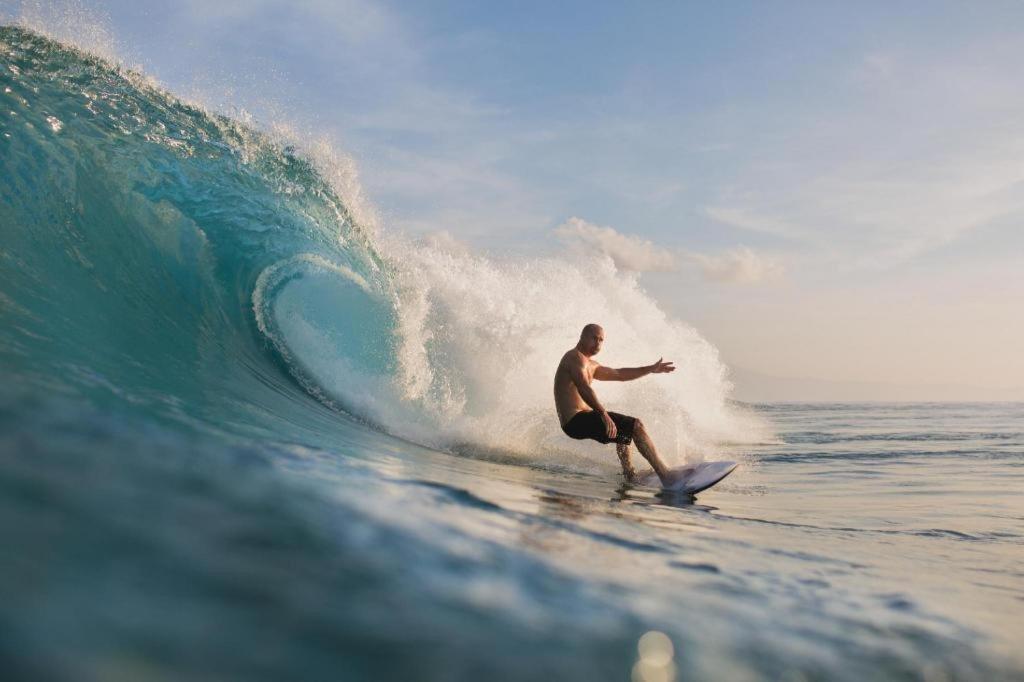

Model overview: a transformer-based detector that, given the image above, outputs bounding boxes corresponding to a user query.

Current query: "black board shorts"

[561,410,637,446]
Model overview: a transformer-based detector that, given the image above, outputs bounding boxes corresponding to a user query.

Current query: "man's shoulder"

[559,348,585,368]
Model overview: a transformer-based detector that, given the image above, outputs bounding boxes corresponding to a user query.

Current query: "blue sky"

[7,0,1024,397]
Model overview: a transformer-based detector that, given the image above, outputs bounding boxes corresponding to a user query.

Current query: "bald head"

[577,323,605,356]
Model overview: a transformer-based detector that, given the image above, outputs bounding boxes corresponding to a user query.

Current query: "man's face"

[582,328,604,355]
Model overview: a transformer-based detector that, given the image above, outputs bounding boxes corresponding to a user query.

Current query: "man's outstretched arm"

[594,358,675,381]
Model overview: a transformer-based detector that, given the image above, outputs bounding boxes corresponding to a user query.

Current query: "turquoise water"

[2,27,1022,681]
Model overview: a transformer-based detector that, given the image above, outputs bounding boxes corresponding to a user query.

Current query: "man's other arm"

[567,361,618,439]
[568,362,607,412]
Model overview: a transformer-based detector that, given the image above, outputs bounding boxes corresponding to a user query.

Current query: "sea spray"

[385,235,747,462]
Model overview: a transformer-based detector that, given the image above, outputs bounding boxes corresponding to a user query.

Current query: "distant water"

[2,26,1023,681]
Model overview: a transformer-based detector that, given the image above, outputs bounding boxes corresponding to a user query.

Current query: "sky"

[6,0,1024,400]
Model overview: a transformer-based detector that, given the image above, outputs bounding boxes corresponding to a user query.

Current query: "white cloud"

[554,217,677,272]
[704,205,805,240]
[687,247,784,285]
[554,218,783,285]
[701,43,1024,272]
[704,136,1024,271]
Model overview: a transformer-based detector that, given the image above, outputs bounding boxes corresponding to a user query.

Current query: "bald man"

[554,323,680,485]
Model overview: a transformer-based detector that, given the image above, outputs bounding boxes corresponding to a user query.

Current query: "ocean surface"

[2,27,1022,681]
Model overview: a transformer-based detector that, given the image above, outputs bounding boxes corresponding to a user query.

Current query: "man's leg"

[632,419,674,483]
[616,441,638,482]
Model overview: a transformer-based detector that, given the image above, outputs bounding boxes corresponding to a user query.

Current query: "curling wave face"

[0,25,758,466]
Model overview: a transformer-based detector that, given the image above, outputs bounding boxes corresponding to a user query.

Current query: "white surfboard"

[638,461,738,494]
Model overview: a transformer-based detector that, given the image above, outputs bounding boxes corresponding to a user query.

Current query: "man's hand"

[601,411,617,440]
[649,357,675,374]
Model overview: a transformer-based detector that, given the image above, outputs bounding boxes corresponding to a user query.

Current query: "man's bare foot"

[659,466,695,488]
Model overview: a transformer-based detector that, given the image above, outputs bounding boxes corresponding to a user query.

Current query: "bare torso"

[554,349,595,426]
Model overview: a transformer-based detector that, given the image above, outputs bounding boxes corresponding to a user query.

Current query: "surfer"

[554,323,681,485]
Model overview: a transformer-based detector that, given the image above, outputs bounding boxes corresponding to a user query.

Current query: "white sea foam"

[384,234,768,465]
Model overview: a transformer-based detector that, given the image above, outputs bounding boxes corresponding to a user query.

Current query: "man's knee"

[634,417,645,433]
